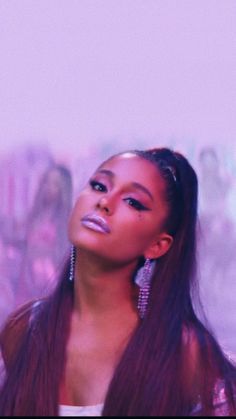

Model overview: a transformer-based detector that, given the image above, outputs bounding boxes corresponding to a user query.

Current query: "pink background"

[0,0,236,157]
[0,1,236,355]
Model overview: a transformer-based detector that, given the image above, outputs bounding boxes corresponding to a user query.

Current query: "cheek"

[115,215,157,253]
[128,225,155,245]
[123,210,158,236]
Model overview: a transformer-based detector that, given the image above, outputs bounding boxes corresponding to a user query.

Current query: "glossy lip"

[81,213,111,234]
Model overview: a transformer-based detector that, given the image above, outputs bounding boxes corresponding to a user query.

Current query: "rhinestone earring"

[69,245,76,281]
[136,258,155,319]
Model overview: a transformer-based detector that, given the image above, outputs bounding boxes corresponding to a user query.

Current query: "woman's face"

[68,153,171,264]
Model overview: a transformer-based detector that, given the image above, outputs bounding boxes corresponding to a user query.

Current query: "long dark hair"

[0,261,73,416]
[0,147,236,416]
[103,148,236,415]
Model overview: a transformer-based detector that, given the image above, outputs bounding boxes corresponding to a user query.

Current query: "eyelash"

[89,179,149,211]
[89,179,107,192]
[123,198,149,211]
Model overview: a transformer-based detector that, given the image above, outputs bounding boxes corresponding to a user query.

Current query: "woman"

[16,163,73,306]
[0,147,236,416]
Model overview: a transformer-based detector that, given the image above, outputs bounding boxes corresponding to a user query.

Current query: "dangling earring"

[136,258,155,319]
[69,245,76,281]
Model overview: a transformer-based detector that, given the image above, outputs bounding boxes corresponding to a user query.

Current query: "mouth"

[81,213,111,234]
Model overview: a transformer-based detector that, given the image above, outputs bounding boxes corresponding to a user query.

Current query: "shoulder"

[182,325,200,365]
[191,378,236,416]
[183,325,236,415]
[0,344,6,389]
[181,323,225,373]
[0,299,44,369]
[181,324,203,398]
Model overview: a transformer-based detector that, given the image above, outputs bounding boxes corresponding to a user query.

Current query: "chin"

[69,231,105,251]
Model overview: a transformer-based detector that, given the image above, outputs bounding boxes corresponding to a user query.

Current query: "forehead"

[97,153,166,193]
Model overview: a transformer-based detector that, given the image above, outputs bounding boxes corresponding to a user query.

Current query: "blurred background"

[0,0,236,355]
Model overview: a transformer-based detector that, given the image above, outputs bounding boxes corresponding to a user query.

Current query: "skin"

[60,153,173,406]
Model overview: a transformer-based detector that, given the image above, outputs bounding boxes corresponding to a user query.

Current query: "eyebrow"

[96,169,154,201]
[131,182,154,201]
[97,169,115,178]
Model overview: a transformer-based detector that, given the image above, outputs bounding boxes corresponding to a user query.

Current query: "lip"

[81,213,111,234]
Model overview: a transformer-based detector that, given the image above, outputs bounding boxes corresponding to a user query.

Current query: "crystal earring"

[136,258,155,319]
[69,245,76,281]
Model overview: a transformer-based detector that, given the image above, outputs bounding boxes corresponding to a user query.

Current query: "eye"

[124,197,149,211]
[89,179,107,192]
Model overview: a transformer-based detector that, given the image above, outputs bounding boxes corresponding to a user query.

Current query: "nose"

[96,196,113,215]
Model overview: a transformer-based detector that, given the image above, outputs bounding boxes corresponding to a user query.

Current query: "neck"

[72,248,139,322]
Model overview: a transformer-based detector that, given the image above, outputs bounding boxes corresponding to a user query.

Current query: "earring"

[136,258,155,319]
[69,245,76,281]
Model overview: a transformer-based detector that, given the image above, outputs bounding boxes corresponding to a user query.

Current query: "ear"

[144,233,173,260]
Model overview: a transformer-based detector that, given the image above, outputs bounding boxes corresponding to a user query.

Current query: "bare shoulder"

[181,324,202,391]
[0,300,41,368]
[182,325,199,356]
